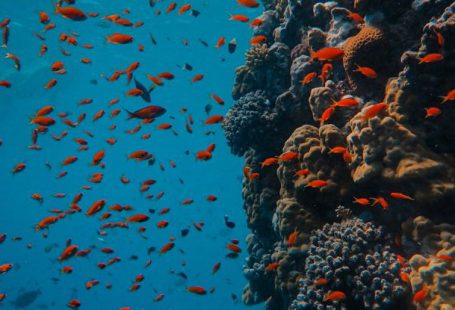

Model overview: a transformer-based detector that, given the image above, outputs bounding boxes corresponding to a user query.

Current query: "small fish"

[418,53,443,64]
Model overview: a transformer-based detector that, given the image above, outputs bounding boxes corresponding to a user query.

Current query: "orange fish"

[413,286,427,304]
[86,199,106,216]
[265,262,280,271]
[106,33,133,44]
[226,244,241,253]
[306,180,328,188]
[250,18,263,27]
[237,0,260,8]
[311,47,344,61]
[204,115,224,124]
[159,242,175,254]
[39,11,50,24]
[419,53,443,64]
[55,5,87,21]
[433,28,444,47]
[156,220,169,228]
[91,150,105,165]
[36,106,54,116]
[250,35,267,45]
[287,228,298,247]
[191,74,204,83]
[331,97,359,108]
[0,264,12,274]
[390,192,414,201]
[62,156,78,166]
[294,169,310,177]
[165,2,177,13]
[261,157,278,168]
[211,94,224,105]
[59,245,79,261]
[126,214,149,223]
[196,150,212,160]
[329,146,347,154]
[126,88,144,96]
[324,291,346,302]
[301,72,317,85]
[31,116,55,126]
[45,78,58,89]
[314,278,329,286]
[186,286,207,295]
[157,123,172,130]
[178,4,191,15]
[279,151,298,162]
[230,14,250,22]
[400,272,410,284]
[362,103,388,122]
[371,197,389,209]
[354,65,377,78]
[320,106,335,125]
[437,254,455,262]
[353,197,370,206]
[5,53,20,71]
[440,89,455,103]
[425,107,441,118]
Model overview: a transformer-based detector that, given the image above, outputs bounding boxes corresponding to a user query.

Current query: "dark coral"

[293,217,409,310]
[222,91,279,156]
[227,0,455,308]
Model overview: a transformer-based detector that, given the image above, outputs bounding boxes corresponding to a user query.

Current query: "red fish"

[320,106,335,125]
[355,65,377,78]
[159,242,175,254]
[440,89,455,103]
[237,0,260,8]
[250,35,267,45]
[324,291,346,302]
[301,72,317,85]
[418,53,443,64]
[306,180,328,188]
[86,199,106,216]
[59,244,79,261]
[55,5,87,21]
[425,107,441,118]
[186,286,207,295]
[390,192,414,201]
[311,47,344,61]
[106,33,133,44]
[362,103,388,122]
[126,214,149,223]
[413,286,427,304]
[204,115,224,124]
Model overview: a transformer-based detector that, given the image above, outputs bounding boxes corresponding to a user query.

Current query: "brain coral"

[292,217,409,310]
[277,124,353,217]
[342,27,392,98]
[346,110,455,212]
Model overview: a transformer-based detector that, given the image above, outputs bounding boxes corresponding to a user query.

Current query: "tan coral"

[343,27,391,97]
[403,216,455,310]
[277,124,353,215]
[346,110,455,204]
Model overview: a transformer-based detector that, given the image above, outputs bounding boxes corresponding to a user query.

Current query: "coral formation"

[224,0,455,308]
[293,217,409,310]
[403,216,455,310]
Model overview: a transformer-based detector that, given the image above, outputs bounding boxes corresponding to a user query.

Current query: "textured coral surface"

[224,0,455,309]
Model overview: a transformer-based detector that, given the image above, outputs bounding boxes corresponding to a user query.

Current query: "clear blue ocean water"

[0,1,263,309]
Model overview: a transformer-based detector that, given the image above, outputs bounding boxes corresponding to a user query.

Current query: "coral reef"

[293,217,409,310]
[224,0,455,308]
[403,216,455,310]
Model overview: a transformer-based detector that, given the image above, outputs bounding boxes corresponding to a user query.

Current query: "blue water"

[0,1,263,309]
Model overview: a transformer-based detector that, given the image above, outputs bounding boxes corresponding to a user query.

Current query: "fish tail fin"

[123,109,134,119]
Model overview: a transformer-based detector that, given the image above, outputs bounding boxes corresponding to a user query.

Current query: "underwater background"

[1,0,455,310]
[0,0,264,309]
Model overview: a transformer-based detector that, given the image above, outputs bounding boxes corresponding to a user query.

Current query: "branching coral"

[293,217,409,310]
